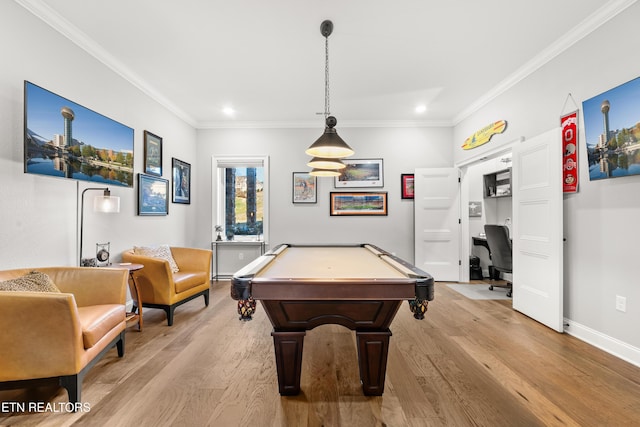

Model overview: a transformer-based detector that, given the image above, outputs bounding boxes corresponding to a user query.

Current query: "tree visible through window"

[223,167,264,239]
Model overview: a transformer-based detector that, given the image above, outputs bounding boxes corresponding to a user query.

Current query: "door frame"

[456,138,522,282]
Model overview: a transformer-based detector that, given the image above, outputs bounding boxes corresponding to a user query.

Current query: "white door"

[512,129,563,332]
[414,168,460,282]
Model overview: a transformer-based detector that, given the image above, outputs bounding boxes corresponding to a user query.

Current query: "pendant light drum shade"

[307,156,346,170]
[306,116,354,158]
[310,168,341,177]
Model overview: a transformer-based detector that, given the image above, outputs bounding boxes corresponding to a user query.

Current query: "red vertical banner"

[561,111,579,193]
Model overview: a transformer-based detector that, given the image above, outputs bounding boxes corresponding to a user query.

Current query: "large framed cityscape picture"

[583,75,640,180]
[23,81,134,187]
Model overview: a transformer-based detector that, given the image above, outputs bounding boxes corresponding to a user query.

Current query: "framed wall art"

[143,130,162,176]
[292,172,317,203]
[172,158,191,204]
[137,173,169,216]
[330,192,388,216]
[23,81,134,187]
[401,173,414,199]
[334,158,384,188]
[583,75,640,181]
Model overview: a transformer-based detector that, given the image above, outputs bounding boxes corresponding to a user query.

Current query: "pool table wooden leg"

[356,330,392,396]
[271,330,306,395]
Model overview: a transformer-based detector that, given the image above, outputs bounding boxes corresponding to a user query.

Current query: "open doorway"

[458,144,514,286]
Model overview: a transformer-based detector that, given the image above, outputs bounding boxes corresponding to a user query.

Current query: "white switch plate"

[616,295,627,312]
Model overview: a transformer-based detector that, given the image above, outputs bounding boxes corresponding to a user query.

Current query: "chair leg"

[116,331,125,357]
[204,290,210,307]
[166,306,175,326]
[59,375,81,408]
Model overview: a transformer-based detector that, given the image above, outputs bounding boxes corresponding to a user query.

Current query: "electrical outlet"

[239,252,244,260]
[616,295,626,313]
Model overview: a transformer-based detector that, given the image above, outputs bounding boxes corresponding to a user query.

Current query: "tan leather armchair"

[122,247,212,326]
[0,267,128,406]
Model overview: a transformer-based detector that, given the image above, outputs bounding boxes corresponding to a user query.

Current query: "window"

[213,156,269,242]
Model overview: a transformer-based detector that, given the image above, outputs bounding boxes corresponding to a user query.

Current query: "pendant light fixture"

[307,20,354,176]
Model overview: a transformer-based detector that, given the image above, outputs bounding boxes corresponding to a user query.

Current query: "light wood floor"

[2,280,640,426]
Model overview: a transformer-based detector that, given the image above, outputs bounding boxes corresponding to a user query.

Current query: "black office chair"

[483,224,513,297]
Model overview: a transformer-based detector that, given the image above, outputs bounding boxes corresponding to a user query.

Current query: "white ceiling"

[18,0,632,128]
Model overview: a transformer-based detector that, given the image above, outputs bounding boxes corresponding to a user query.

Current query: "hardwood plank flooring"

[1,281,639,426]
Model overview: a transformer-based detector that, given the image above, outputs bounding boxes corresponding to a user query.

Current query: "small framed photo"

[334,158,384,188]
[401,174,414,199]
[172,158,191,204]
[292,172,317,203]
[330,192,388,216]
[144,130,163,176]
[469,201,483,217]
[137,173,169,216]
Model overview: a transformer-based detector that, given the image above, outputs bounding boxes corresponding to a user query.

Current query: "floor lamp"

[79,187,120,266]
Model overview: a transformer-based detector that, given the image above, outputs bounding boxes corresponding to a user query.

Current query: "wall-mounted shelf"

[483,168,512,198]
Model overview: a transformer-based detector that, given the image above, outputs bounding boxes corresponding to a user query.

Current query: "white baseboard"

[564,318,640,368]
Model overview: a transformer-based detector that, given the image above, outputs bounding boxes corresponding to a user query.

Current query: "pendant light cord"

[325,35,330,119]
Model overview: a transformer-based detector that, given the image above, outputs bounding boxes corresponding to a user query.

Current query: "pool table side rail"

[230,243,434,302]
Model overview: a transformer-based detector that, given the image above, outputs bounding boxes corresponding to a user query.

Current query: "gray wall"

[0,2,199,269]
[195,126,453,262]
[454,3,640,361]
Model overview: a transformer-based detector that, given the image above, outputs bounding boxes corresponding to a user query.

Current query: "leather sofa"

[122,247,212,326]
[0,267,128,405]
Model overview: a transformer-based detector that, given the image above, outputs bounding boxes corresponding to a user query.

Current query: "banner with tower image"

[583,76,640,181]
[24,81,134,187]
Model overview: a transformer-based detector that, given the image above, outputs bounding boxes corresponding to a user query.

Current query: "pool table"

[230,243,434,396]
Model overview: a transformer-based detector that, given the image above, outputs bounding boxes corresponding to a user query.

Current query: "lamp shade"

[307,157,346,170]
[305,116,354,159]
[310,168,341,177]
[94,195,120,213]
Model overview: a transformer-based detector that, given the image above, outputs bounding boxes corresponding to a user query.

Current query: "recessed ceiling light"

[222,106,235,116]
[415,104,427,114]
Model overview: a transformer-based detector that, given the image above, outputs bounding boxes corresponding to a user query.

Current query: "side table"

[115,263,144,331]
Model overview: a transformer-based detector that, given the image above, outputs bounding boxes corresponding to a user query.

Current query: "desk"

[114,263,144,331]
[472,236,491,253]
[230,243,434,396]
[211,240,265,280]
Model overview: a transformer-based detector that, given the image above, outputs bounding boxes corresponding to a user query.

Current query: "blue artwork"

[583,76,640,180]
[24,81,134,187]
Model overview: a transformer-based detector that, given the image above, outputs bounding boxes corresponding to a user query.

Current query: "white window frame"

[211,155,269,245]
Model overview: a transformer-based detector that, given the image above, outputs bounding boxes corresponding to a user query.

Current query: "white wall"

[0,2,198,270]
[195,126,453,262]
[454,3,640,361]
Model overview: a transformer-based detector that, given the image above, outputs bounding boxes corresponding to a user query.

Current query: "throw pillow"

[0,271,61,293]
[134,245,180,273]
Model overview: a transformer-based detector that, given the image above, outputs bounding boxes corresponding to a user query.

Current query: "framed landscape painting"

[583,75,640,180]
[23,81,134,187]
[330,192,388,216]
[334,158,384,188]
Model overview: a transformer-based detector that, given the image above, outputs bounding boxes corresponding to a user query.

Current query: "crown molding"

[17,0,637,131]
[15,0,197,127]
[453,0,638,125]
